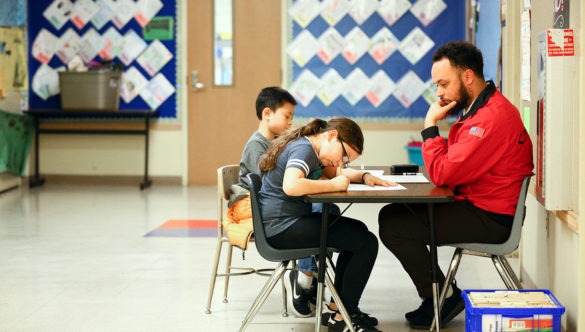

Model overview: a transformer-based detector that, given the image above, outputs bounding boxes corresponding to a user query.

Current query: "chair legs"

[239,261,290,332]
[239,257,353,332]
[206,238,228,314]
[206,239,285,314]
[493,255,523,289]
[431,249,523,331]
[433,248,464,331]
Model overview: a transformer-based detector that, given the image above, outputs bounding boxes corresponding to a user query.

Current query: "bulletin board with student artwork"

[27,0,179,120]
[286,0,466,123]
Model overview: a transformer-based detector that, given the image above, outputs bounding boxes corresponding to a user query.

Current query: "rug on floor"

[145,219,217,237]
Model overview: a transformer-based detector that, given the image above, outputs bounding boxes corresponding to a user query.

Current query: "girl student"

[257,117,395,332]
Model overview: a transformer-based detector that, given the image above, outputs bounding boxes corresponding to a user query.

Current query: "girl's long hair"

[259,117,364,172]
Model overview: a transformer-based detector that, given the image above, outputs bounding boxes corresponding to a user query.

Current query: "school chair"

[240,173,354,331]
[431,175,532,331]
[205,165,287,315]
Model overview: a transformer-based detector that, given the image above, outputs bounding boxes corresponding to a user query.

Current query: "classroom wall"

[501,1,583,330]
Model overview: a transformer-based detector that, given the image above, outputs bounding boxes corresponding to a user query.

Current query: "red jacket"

[422,83,534,216]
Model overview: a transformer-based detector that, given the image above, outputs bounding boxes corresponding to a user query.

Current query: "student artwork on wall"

[286,0,466,122]
[27,0,178,119]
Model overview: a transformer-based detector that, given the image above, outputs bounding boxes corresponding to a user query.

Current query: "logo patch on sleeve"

[469,126,485,138]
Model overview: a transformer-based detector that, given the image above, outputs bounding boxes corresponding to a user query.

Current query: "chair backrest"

[458,175,532,256]
[500,175,533,254]
[247,173,321,262]
[217,165,240,221]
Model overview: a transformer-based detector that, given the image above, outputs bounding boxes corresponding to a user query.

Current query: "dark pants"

[268,212,378,314]
[378,201,511,298]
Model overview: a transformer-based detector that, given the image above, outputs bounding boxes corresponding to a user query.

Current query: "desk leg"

[315,203,328,331]
[140,115,152,190]
[29,116,45,188]
[428,203,441,332]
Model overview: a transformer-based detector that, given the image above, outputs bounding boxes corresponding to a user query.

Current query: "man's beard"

[446,84,471,116]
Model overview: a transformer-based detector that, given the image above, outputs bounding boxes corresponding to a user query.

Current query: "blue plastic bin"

[462,289,565,332]
[405,146,424,166]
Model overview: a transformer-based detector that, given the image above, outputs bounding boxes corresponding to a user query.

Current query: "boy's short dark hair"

[432,41,484,80]
[255,87,297,120]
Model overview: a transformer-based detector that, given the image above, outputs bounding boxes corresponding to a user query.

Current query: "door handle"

[191,70,205,91]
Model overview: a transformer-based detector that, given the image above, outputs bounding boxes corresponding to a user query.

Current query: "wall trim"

[22,175,182,187]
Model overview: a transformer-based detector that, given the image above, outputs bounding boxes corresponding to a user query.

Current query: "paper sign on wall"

[547,29,574,57]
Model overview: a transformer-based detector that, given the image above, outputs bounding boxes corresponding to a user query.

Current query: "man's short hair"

[432,41,484,80]
[255,87,297,120]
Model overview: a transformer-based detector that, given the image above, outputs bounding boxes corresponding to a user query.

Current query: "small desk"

[24,109,156,190]
[305,174,454,332]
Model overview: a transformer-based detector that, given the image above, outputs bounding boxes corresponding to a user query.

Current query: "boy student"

[258,117,394,331]
[378,42,533,329]
[226,86,320,317]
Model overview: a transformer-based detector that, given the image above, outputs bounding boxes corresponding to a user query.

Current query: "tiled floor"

[0,183,516,331]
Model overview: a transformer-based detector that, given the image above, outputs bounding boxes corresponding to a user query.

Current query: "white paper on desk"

[348,183,406,191]
[382,174,429,183]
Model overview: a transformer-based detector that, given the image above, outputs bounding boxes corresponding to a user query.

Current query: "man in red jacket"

[378,41,534,330]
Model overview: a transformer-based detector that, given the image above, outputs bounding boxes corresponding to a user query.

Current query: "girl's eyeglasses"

[339,140,349,168]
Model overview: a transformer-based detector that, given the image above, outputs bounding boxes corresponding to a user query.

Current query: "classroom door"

[187,1,282,184]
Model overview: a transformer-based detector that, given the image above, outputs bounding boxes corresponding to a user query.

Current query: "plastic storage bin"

[463,289,565,332]
[59,71,122,111]
[405,146,424,166]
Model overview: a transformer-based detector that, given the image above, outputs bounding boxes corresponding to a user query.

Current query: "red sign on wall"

[547,29,574,56]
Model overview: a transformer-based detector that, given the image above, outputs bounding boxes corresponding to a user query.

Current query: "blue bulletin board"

[286,0,466,122]
[27,0,178,119]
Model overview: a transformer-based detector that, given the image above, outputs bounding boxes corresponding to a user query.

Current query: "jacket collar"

[460,80,496,121]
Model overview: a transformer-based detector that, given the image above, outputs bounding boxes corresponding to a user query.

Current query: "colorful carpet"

[145,219,217,237]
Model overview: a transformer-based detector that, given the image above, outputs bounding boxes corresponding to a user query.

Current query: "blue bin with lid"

[463,289,565,332]
[405,146,424,166]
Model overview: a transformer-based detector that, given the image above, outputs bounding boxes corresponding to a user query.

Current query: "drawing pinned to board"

[410,0,447,27]
[43,0,73,31]
[341,27,371,65]
[118,30,147,66]
[135,0,164,27]
[316,68,344,107]
[316,28,344,64]
[320,0,351,26]
[377,0,411,26]
[348,0,379,25]
[78,28,106,63]
[32,29,59,64]
[366,70,395,107]
[398,27,434,65]
[55,28,82,64]
[139,73,175,110]
[91,0,115,30]
[99,27,124,60]
[111,0,138,30]
[288,0,321,28]
[369,27,399,64]
[71,0,100,30]
[286,30,319,67]
[342,68,369,106]
[289,70,321,107]
[120,66,148,103]
[394,71,426,108]
[31,64,61,100]
[136,39,173,76]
